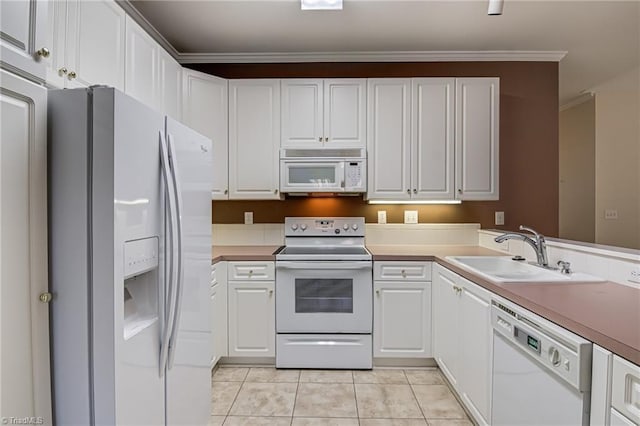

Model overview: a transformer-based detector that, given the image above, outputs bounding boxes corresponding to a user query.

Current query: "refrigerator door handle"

[159,130,178,377]
[167,133,185,369]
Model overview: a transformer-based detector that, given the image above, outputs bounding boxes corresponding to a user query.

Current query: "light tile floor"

[211,367,473,426]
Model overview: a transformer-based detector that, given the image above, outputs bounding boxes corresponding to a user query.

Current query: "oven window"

[295,279,353,313]
[289,166,336,185]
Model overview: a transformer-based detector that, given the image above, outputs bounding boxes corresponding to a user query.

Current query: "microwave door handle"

[339,162,345,189]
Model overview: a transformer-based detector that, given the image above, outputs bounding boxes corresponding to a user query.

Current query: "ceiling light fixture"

[301,0,343,11]
[487,0,504,15]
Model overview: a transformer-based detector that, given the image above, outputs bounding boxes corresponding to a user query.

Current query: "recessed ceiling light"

[301,0,343,11]
[488,0,504,15]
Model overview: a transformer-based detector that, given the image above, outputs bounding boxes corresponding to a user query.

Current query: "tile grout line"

[351,370,361,425]
[405,369,430,423]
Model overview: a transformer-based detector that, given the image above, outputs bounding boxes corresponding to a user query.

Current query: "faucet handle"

[519,225,543,240]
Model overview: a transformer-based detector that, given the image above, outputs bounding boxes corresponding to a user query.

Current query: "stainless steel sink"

[445,256,605,283]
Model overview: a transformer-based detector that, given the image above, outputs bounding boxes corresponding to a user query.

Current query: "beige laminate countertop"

[369,244,640,365]
[211,244,640,365]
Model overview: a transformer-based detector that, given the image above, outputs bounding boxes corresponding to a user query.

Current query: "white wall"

[593,67,640,249]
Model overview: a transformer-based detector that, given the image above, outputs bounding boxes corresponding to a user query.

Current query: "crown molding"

[560,92,594,111]
[177,50,567,64]
[116,0,180,59]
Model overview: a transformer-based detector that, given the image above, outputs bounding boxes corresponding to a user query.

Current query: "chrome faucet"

[494,225,550,268]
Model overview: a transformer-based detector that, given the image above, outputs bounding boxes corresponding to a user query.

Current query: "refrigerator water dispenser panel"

[124,237,159,279]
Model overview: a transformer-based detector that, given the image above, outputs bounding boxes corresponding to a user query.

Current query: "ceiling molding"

[559,92,595,111]
[116,0,180,59]
[177,50,568,64]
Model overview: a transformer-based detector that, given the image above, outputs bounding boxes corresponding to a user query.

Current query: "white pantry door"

[0,70,52,424]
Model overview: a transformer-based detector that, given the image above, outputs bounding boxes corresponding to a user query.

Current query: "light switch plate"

[244,211,253,225]
[378,210,387,224]
[605,209,618,220]
[404,210,418,224]
[495,211,505,226]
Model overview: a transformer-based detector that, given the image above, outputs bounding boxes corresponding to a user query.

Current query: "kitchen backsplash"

[212,223,480,246]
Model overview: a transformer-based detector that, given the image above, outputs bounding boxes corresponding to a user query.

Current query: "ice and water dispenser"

[123,237,160,340]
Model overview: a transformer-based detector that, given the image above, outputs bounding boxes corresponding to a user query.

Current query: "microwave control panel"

[345,161,365,189]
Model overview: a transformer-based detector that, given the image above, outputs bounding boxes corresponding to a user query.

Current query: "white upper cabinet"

[229,79,281,200]
[0,0,48,81]
[124,15,181,117]
[367,78,412,200]
[281,79,366,148]
[367,78,454,201]
[44,0,125,90]
[125,15,158,106]
[455,77,500,200]
[182,69,228,199]
[281,79,323,147]
[412,78,456,200]
[159,49,182,120]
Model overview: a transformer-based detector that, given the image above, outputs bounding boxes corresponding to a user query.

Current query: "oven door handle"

[276,261,372,270]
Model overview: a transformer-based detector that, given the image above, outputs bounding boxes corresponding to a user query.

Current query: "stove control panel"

[285,217,365,237]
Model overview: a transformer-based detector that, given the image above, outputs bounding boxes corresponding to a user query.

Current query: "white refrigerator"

[48,87,212,425]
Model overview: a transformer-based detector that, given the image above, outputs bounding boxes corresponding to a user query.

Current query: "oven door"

[276,261,372,333]
[280,161,344,192]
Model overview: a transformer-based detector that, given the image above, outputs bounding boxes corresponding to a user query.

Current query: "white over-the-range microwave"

[280,148,366,194]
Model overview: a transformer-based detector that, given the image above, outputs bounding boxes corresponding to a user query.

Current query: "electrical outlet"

[404,210,418,224]
[495,211,505,226]
[630,269,640,284]
[378,210,387,224]
[605,209,618,220]
[244,211,253,225]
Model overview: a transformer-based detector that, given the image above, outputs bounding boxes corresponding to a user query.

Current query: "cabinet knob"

[406,189,411,194]
[318,137,322,142]
[401,270,407,278]
[324,137,329,142]
[36,47,50,58]
[458,189,462,194]
[413,189,417,194]
[269,289,274,296]
[224,189,228,195]
[59,67,68,75]
[248,270,253,275]
[39,292,53,303]
[376,289,380,296]
[274,189,278,194]
[68,71,77,80]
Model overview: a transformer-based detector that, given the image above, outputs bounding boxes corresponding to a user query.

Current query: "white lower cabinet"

[227,262,275,357]
[210,262,227,368]
[433,264,492,425]
[373,262,432,358]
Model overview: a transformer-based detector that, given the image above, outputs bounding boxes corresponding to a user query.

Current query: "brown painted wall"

[191,62,559,236]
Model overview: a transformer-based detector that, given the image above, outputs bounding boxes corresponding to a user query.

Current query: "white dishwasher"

[491,299,592,426]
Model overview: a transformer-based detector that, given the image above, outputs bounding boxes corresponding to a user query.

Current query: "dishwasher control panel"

[491,301,592,392]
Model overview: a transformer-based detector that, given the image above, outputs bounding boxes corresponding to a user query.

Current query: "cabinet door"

[183,70,228,199]
[324,79,366,147]
[455,78,499,200]
[0,69,52,424]
[44,0,67,88]
[366,79,412,201]
[459,277,492,424]
[210,281,228,367]
[159,49,181,120]
[65,0,125,90]
[373,281,431,358]
[228,281,275,357]
[228,79,281,200]
[0,0,48,81]
[412,78,455,200]
[281,79,323,148]
[432,265,460,387]
[124,15,158,107]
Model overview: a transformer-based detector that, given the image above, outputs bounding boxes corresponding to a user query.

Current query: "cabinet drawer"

[374,262,432,281]
[228,261,275,281]
[612,355,640,424]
